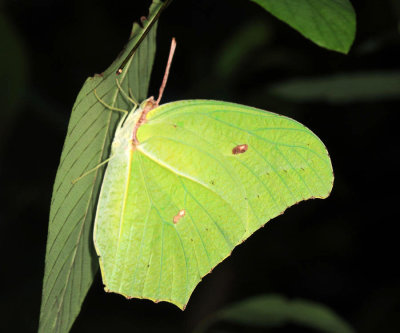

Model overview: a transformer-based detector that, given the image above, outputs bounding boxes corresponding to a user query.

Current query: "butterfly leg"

[115,78,139,111]
[71,155,115,184]
[94,89,129,115]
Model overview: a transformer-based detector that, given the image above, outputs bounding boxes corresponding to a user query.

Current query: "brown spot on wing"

[173,209,186,224]
[232,144,248,155]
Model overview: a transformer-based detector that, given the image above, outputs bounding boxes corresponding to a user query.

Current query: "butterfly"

[93,38,333,310]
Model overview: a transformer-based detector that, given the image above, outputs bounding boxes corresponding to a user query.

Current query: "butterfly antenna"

[156,37,177,105]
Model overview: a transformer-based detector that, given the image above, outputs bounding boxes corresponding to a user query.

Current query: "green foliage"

[94,99,333,309]
[249,0,356,53]
[196,294,354,333]
[38,1,162,332]
[269,71,400,103]
[0,12,28,153]
[215,20,272,79]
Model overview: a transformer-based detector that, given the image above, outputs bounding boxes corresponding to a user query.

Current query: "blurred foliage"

[214,19,273,80]
[195,294,354,333]
[0,11,28,153]
[268,71,400,103]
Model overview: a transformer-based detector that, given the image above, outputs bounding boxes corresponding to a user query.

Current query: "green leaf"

[249,0,356,53]
[38,1,164,332]
[269,71,400,103]
[196,294,354,333]
[94,99,333,309]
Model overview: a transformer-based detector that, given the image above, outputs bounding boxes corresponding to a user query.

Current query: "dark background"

[1,0,399,332]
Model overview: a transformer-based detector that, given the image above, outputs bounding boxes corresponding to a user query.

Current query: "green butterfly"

[91,39,333,310]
